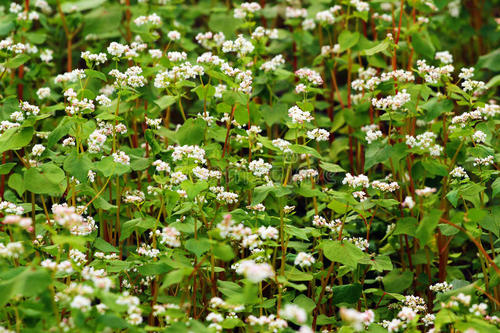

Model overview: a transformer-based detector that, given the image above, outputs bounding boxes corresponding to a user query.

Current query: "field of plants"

[0,0,499,332]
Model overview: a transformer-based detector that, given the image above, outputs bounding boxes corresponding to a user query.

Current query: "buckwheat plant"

[0,0,498,332]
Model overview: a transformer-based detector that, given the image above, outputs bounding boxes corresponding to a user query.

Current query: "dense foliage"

[0,0,499,332]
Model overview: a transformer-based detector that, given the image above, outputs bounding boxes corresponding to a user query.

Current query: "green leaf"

[95,156,130,177]
[0,21,14,36]
[362,40,389,56]
[47,117,75,148]
[53,234,87,251]
[293,294,316,312]
[322,240,368,269]
[85,69,106,81]
[130,157,151,171]
[383,270,413,293]
[8,173,24,196]
[394,217,418,237]
[285,267,313,281]
[370,255,393,272]
[208,13,240,38]
[185,238,211,257]
[411,32,435,59]
[181,180,208,200]
[163,268,192,288]
[364,143,391,169]
[97,315,129,329]
[477,49,500,72]
[25,32,46,44]
[176,118,206,145]
[63,151,92,182]
[24,163,67,196]
[0,268,52,306]
[251,185,274,205]
[0,163,15,175]
[339,31,360,52]
[5,54,30,69]
[331,283,362,304]
[155,95,177,109]
[416,209,443,245]
[492,178,500,198]
[284,225,309,241]
[213,243,235,261]
[145,129,162,156]
[477,209,500,238]
[61,0,106,12]
[0,127,34,154]
[421,160,448,177]
[319,161,345,173]
[120,217,156,241]
[233,105,249,125]
[290,144,321,159]
[137,262,171,275]
[421,98,454,121]
[94,238,119,253]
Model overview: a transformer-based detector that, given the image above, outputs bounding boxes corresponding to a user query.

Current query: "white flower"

[170,171,187,184]
[81,51,107,65]
[316,10,335,25]
[294,252,315,267]
[372,90,411,110]
[364,128,383,144]
[248,158,272,177]
[154,227,181,247]
[415,187,436,197]
[285,7,307,19]
[402,196,415,209]
[107,42,127,57]
[430,281,453,292]
[371,180,399,192]
[167,30,181,40]
[134,13,162,26]
[279,304,307,324]
[450,166,468,179]
[398,307,417,322]
[340,308,375,331]
[292,169,318,182]
[343,173,369,188]
[112,150,130,165]
[152,160,171,173]
[167,51,187,62]
[472,130,486,143]
[40,49,53,63]
[459,67,475,80]
[295,68,323,86]
[70,295,91,312]
[88,170,96,183]
[302,19,316,30]
[233,260,274,283]
[288,105,313,124]
[31,144,45,156]
[149,49,162,58]
[351,0,370,12]
[10,3,22,13]
[260,55,285,72]
[473,155,494,166]
[295,83,307,94]
[222,35,254,56]
[36,87,51,99]
[137,244,160,258]
[435,51,453,64]
[307,128,330,141]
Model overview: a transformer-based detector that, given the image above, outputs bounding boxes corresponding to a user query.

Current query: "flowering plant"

[0,0,499,332]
